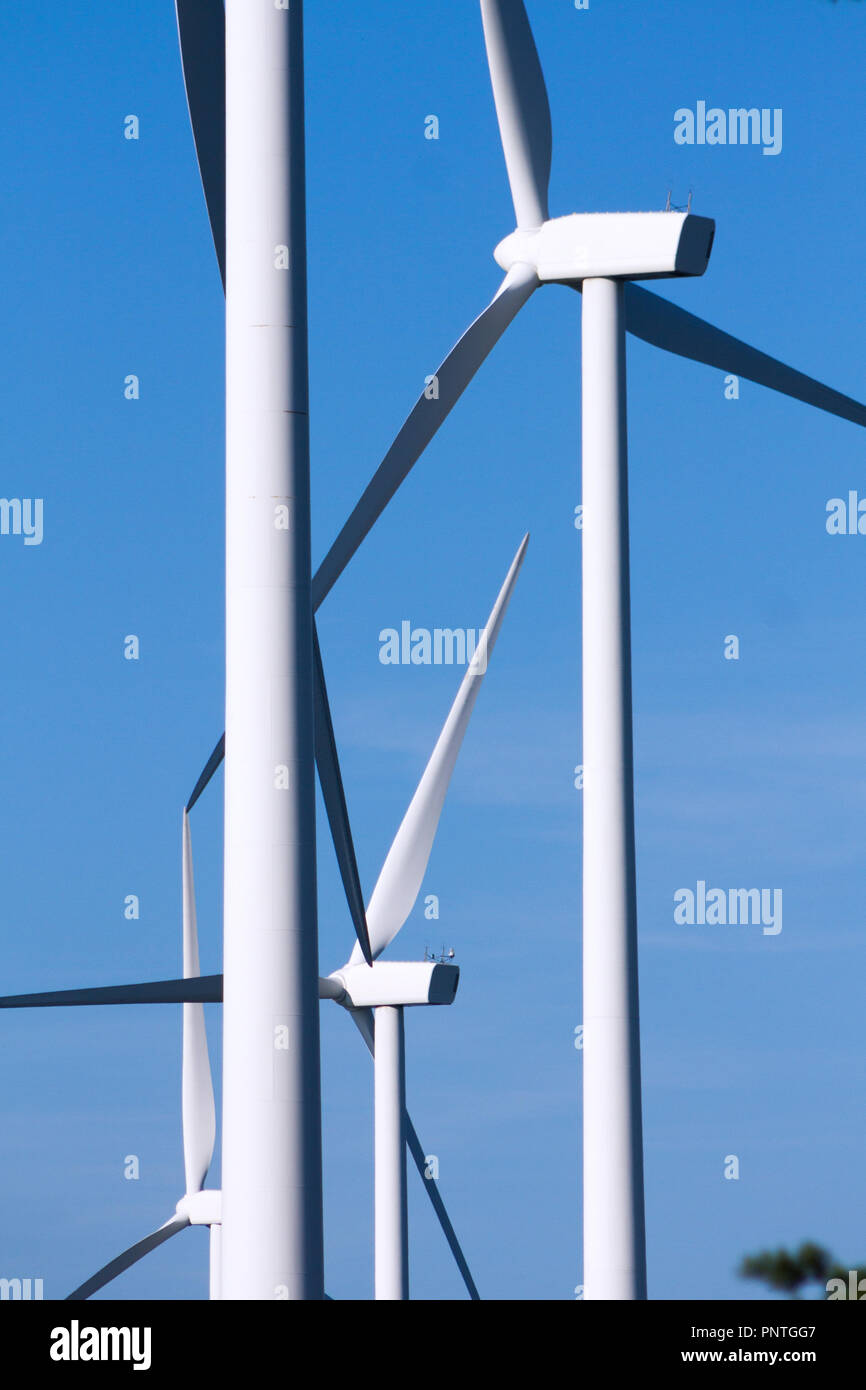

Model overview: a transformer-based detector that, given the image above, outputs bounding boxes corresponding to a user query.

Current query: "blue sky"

[1,0,865,1301]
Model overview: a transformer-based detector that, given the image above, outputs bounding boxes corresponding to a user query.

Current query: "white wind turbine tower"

[299,0,866,1301]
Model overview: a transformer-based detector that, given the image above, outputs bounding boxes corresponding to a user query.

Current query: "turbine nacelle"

[175,1189,221,1227]
[329,961,460,1010]
[494,211,715,284]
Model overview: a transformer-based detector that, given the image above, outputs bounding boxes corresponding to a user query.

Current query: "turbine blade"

[175,0,226,286]
[312,265,536,609]
[349,1009,480,1300]
[186,734,225,812]
[313,625,373,966]
[480,0,552,229]
[0,977,361,1008]
[66,1215,189,1300]
[623,284,866,429]
[404,1113,480,1300]
[182,812,216,1195]
[350,1005,375,1051]
[349,534,529,964]
[0,977,224,1008]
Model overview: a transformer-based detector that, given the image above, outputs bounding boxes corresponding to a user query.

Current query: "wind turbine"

[56,813,221,1302]
[323,534,528,1299]
[274,0,866,1302]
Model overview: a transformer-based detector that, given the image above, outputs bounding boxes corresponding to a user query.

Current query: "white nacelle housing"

[328,961,460,1009]
[176,1189,222,1227]
[494,211,715,284]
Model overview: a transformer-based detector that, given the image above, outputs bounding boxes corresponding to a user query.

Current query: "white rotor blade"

[313,266,536,609]
[349,534,528,965]
[182,811,216,1195]
[480,0,552,229]
[66,1214,189,1300]
[313,624,373,965]
[0,977,222,1007]
[175,0,226,287]
[621,283,866,429]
